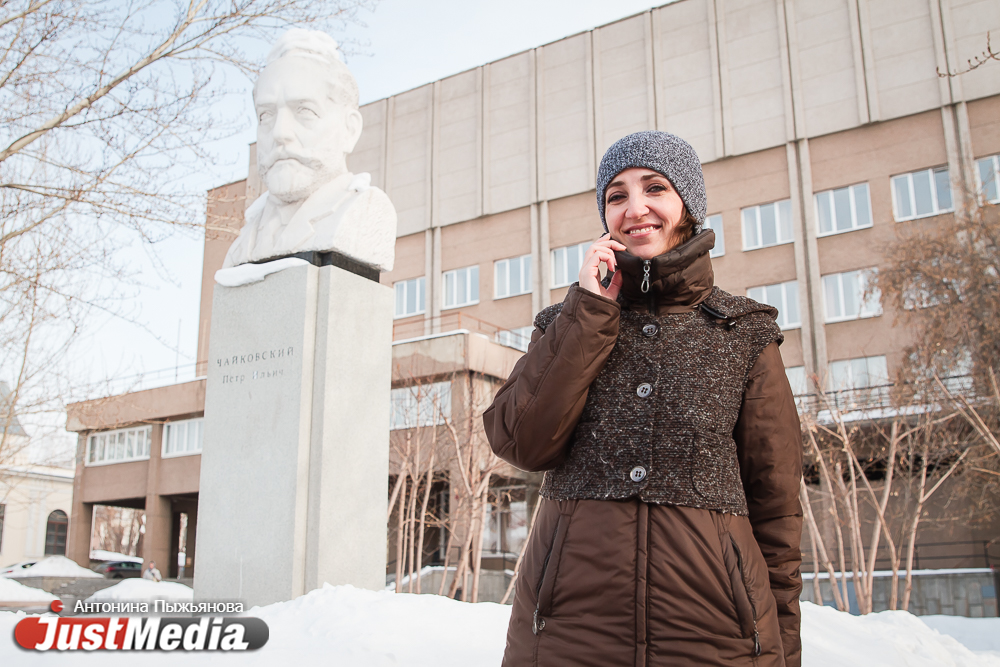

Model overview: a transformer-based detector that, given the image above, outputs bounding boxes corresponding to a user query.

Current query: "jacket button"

[630,466,647,482]
[642,323,658,337]
[636,383,653,398]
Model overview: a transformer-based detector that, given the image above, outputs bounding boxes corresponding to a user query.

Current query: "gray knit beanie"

[596,131,707,232]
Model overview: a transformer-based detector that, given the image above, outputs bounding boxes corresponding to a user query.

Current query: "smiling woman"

[484,131,804,667]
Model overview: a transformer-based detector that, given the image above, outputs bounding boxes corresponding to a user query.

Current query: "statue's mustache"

[260,152,325,174]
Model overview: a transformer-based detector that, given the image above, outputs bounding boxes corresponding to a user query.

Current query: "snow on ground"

[801,602,1000,667]
[89,550,142,563]
[2,556,101,579]
[0,578,57,602]
[923,615,1000,656]
[0,586,998,666]
[84,579,194,604]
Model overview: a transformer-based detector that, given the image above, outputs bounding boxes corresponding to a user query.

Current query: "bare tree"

[0,0,375,466]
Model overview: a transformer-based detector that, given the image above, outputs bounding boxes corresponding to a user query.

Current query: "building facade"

[1,401,74,569]
[65,0,1000,581]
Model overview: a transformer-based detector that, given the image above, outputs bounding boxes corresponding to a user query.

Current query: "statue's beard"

[260,154,339,204]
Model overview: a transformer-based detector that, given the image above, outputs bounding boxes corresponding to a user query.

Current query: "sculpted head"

[254,30,363,204]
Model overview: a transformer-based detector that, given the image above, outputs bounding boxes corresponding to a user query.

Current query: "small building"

[0,389,75,569]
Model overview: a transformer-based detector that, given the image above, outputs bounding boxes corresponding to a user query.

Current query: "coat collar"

[613,229,716,314]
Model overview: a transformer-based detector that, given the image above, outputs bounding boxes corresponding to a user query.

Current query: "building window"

[551,241,590,288]
[816,183,872,236]
[747,280,801,330]
[163,418,204,458]
[742,199,793,251]
[495,255,532,299]
[390,381,451,430]
[822,269,881,322]
[443,265,479,309]
[976,154,999,204]
[86,426,151,466]
[703,214,725,257]
[891,166,953,221]
[828,356,889,391]
[44,510,68,556]
[0,503,5,553]
[394,277,425,319]
[785,366,808,395]
[496,325,533,352]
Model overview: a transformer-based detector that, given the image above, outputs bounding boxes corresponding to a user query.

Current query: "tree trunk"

[394,476,408,594]
[406,437,421,593]
[414,450,436,595]
[470,471,492,603]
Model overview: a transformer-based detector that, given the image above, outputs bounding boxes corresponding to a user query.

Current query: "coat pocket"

[721,532,762,657]
[532,501,574,635]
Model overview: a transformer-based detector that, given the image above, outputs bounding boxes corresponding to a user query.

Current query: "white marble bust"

[223,30,396,271]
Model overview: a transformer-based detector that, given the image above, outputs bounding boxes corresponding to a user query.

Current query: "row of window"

[746,268,880,331]
[785,355,889,395]
[393,157,1000,321]
[85,419,204,466]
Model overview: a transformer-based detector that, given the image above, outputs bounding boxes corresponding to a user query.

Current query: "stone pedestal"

[195,264,391,607]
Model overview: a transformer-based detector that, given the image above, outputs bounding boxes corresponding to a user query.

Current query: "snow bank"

[89,550,142,563]
[84,579,193,604]
[923,615,1000,656]
[3,556,101,579]
[801,602,1000,667]
[1,587,998,666]
[0,578,57,602]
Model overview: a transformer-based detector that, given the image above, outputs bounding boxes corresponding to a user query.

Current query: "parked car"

[92,560,142,579]
[0,560,38,577]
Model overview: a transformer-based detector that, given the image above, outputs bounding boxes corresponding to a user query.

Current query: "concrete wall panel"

[724,0,787,155]
[436,70,482,226]
[594,15,655,156]
[947,0,1000,101]
[540,35,593,200]
[795,0,862,137]
[868,0,941,119]
[485,54,533,214]
[388,85,433,236]
[654,0,719,162]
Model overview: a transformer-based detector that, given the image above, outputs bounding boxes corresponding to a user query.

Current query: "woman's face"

[605,167,687,260]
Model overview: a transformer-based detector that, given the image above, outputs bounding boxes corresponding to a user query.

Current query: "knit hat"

[596,131,707,232]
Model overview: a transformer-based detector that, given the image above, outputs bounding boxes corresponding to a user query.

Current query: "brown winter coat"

[483,231,803,667]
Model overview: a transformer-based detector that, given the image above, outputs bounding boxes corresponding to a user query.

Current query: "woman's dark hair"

[675,207,699,245]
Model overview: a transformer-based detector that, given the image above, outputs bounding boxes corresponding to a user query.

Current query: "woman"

[483,131,802,667]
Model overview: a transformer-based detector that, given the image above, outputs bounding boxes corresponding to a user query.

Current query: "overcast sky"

[86,0,669,399]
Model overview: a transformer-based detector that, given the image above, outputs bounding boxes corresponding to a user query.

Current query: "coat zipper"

[730,535,761,657]
[642,260,657,315]
[532,521,560,635]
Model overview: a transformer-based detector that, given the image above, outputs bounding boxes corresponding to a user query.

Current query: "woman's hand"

[578,233,626,300]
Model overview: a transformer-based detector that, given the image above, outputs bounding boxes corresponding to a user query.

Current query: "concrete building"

[66,0,1000,581]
